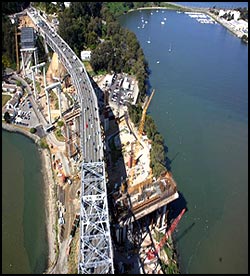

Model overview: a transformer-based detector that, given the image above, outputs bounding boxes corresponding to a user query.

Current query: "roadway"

[27,7,103,163]
[26,6,114,274]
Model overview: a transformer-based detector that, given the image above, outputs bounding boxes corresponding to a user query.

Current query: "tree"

[154,133,164,145]
[57,120,64,127]
[152,162,167,179]
[30,127,37,134]
[241,34,248,43]
[4,111,11,123]
[144,115,157,139]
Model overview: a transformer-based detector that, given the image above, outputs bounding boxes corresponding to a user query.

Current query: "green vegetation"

[68,229,79,274]
[54,127,65,142]
[30,127,37,134]
[83,61,94,75]
[2,95,11,107]
[15,80,22,86]
[105,2,134,17]
[153,230,179,274]
[241,34,248,43]
[39,137,49,149]
[2,15,16,72]
[2,2,30,73]
[56,2,148,101]
[50,90,59,108]
[31,2,65,14]
[236,7,248,21]
[36,35,48,63]
[57,120,64,127]
[35,81,41,94]
[3,111,11,123]
[2,2,29,15]
[128,104,142,127]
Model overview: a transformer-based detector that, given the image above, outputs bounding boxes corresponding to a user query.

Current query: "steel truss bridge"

[26,7,114,274]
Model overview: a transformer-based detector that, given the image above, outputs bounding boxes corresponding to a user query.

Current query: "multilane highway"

[26,7,114,274]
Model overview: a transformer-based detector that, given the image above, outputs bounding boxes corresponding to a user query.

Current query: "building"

[64,2,71,8]
[122,77,130,90]
[16,88,23,98]
[81,50,91,61]
[2,82,17,93]
[21,27,36,49]
[7,94,20,109]
[103,74,114,87]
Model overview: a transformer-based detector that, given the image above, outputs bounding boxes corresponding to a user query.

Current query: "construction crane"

[128,89,155,188]
[146,208,186,260]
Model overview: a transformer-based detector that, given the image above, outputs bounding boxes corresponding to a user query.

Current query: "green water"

[2,130,48,274]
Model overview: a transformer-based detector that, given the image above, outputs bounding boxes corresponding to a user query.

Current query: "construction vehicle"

[146,208,186,260]
[128,89,155,189]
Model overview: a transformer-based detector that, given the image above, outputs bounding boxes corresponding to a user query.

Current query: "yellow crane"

[127,89,155,190]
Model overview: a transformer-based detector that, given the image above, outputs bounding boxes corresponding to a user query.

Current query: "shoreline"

[2,123,58,273]
[127,5,247,43]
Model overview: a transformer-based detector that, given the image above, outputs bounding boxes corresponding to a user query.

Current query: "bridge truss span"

[79,162,114,274]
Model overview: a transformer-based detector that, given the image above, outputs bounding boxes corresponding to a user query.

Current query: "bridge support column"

[43,66,46,90]
[21,51,25,76]
[161,205,167,228]
[45,89,52,124]
[57,86,62,118]
[33,48,38,74]
[31,70,38,100]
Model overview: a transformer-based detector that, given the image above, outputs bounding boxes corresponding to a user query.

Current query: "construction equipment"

[146,208,186,260]
[128,89,155,187]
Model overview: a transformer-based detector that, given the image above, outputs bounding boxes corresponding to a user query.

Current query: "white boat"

[156,61,160,64]
[161,21,165,25]
[147,40,151,44]
[169,44,172,52]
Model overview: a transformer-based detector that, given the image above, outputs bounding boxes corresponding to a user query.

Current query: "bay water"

[2,130,48,274]
[119,6,248,274]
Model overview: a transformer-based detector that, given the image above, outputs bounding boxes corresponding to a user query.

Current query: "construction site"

[8,10,185,274]
[99,74,183,273]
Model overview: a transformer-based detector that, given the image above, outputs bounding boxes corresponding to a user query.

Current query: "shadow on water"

[168,191,188,221]
[175,221,195,243]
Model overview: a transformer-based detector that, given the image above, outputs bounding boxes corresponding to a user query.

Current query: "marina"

[184,12,217,24]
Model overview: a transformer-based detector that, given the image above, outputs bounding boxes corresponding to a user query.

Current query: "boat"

[169,43,172,52]
[161,21,165,25]
[156,61,160,64]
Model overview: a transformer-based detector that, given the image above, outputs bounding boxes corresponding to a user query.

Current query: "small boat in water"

[169,43,172,52]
